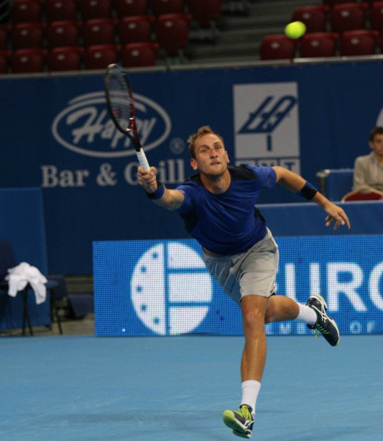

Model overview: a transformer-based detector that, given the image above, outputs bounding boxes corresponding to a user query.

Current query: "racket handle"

[136,149,150,171]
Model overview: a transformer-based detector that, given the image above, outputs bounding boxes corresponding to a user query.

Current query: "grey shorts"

[202,228,279,306]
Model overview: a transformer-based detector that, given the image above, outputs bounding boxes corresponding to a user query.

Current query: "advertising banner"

[93,235,383,337]
[1,62,383,273]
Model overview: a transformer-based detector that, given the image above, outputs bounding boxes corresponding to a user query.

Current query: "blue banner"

[1,62,383,274]
[93,235,383,336]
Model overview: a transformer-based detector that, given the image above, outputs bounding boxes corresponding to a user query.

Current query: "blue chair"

[41,274,68,334]
[0,240,59,335]
[316,168,354,201]
[0,240,16,279]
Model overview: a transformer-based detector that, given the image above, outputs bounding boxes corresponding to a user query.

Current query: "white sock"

[240,380,261,415]
[294,303,316,325]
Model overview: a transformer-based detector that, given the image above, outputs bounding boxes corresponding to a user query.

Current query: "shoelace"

[240,405,253,421]
[312,323,330,338]
[316,324,329,334]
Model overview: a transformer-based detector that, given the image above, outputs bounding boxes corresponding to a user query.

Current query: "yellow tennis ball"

[285,21,306,39]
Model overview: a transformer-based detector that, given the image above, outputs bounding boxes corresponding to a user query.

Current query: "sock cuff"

[242,380,261,388]
[241,380,261,414]
[295,303,316,325]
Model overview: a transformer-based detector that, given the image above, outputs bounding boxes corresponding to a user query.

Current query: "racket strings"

[108,73,133,132]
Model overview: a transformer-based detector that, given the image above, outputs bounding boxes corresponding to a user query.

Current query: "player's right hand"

[137,166,158,193]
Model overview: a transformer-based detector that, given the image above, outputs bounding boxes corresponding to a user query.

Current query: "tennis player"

[137,126,351,439]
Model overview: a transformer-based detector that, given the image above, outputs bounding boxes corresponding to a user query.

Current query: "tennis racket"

[104,64,150,171]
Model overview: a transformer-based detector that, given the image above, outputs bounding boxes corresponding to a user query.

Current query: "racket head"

[104,64,141,149]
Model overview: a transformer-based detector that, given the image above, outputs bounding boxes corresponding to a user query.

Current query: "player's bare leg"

[223,295,267,439]
[240,295,268,382]
[265,295,299,323]
[265,294,340,346]
[223,294,340,438]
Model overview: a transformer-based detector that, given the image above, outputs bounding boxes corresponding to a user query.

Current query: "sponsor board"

[41,91,188,188]
[94,236,383,336]
[51,91,171,158]
[233,83,300,173]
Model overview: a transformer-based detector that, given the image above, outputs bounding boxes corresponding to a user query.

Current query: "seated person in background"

[353,126,383,194]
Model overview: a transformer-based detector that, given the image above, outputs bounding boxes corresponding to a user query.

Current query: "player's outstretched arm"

[137,166,184,211]
[273,166,351,231]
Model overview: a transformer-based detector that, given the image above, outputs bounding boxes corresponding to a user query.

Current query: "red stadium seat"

[48,46,83,71]
[260,35,296,60]
[11,22,44,50]
[188,0,222,27]
[370,1,383,31]
[150,0,183,17]
[323,0,354,5]
[11,0,42,23]
[45,0,78,22]
[116,0,148,18]
[299,32,339,57]
[121,41,158,67]
[119,15,154,44]
[291,5,329,33]
[80,0,113,20]
[340,29,379,55]
[156,13,191,56]
[0,25,8,51]
[330,2,368,33]
[84,44,119,69]
[342,190,383,201]
[46,21,80,48]
[0,51,10,73]
[83,18,116,46]
[11,48,45,73]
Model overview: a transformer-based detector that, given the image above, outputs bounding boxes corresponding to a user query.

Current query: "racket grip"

[136,149,150,171]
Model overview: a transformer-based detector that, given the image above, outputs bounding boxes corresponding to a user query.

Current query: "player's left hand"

[323,202,351,230]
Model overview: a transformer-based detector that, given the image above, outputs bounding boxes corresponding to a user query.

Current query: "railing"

[1,53,383,80]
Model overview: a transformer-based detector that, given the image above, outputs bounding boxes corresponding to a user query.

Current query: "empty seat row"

[1,17,155,50]
[260,30,383,60]
[0,11,192,74]
[0,14,192,54]
[10,0,221,27]
[292,2,383,34]
[323,0,382,6]
[0,43,160,73]
[12,0,111,22]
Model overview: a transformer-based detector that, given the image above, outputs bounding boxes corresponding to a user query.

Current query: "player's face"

[191,134,230,177]
[370,134,383,158]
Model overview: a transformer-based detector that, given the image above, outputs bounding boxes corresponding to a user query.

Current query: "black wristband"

[299,181,318,200]
[145,181,164,200]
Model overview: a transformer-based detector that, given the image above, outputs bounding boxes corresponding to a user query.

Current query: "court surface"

[1,334,382,441]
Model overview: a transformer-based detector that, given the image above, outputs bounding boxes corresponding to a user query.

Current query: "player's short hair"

[187,126,225,159]
[369,126,383,142]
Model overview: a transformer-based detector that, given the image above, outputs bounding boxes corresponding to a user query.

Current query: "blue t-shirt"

[176,164,277,255]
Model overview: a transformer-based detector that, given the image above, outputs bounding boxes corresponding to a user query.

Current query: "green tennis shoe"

[223,404,254,439]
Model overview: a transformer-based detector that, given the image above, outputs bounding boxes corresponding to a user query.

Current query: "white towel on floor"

[5,262,47,305]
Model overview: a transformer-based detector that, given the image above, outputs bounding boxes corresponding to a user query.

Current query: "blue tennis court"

[1,334,382,441]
